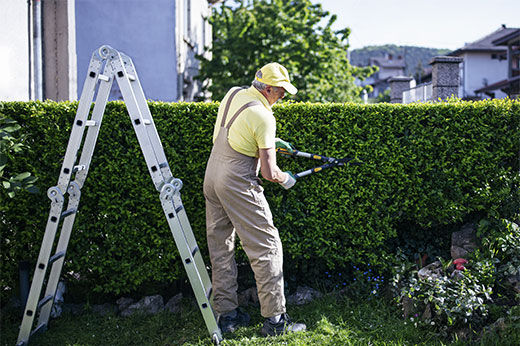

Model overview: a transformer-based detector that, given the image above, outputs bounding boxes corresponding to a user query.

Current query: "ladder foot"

[212,333,222,345]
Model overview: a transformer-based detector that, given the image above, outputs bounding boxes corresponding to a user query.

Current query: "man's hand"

[275,138,295,154]
[279,171,296,189]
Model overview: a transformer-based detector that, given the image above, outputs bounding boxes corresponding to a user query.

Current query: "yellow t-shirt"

[213,86,276,157]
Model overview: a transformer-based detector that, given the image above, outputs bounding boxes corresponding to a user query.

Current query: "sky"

[317,0,520,51]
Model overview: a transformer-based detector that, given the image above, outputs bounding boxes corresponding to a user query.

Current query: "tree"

[198,0,376,102]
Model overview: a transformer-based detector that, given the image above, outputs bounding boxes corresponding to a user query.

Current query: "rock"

[418,261,443,280]
[450,246,469,259]
[116,297,134,312]
[238,287,259,307]
[164,293,183,313]
[402,295,414,318]
[286,286,322,306]
[454,327,472,341]
[451,269,465,281]
[506,274,520,294]
[91,303,118,316]
[51,281,66,318]
[120,295,164,317]
[451,223,477,259]
[421,303,432,320]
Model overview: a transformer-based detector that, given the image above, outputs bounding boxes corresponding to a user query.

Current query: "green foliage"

[0,99,519,302]
[197,0,376,102]
[392,257,495,333]
[391,217,520,336]
[474,218,520,304]
[0,115,38,197]
[374,89,391,103]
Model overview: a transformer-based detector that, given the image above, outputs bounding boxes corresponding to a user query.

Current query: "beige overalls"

[203,88,286,318]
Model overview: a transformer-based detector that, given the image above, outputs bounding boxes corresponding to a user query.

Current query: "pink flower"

[453,258,468,271]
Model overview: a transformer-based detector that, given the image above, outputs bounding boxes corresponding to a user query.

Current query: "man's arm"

[259,147,289,183]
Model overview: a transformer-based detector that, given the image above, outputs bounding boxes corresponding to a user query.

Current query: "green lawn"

[2,293,518,345]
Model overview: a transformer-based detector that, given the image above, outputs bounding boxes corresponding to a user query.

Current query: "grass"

[1,292,519,345]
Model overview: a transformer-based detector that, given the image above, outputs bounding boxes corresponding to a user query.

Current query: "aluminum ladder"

[17,45,222,345]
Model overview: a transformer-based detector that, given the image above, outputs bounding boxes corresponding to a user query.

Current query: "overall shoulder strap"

[220,87,245,127]
[225,101,262,129]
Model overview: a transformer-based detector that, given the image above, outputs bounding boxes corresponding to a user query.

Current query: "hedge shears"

[276,147,362,179]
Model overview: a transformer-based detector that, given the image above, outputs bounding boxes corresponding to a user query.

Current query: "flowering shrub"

[392,257,495,332]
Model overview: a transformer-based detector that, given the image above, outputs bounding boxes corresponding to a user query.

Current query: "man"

[203,62,306,336]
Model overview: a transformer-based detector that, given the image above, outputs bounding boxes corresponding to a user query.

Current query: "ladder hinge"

[37,295,53,310]
[49,251,66,265]
[73,165,86,173]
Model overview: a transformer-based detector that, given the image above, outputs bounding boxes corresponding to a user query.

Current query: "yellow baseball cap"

[255,62,298,95]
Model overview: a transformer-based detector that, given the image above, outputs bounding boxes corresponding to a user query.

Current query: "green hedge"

[1,99,519,301]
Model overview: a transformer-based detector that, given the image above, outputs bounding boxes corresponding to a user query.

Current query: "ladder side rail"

[171,192,212,293]
[17,189,65,345]
[37,64,116,325]
[38,63,114,325]
[111,54,165,190]
[17,53,106,345]
[74,62,116,188]
[160,185,222,342]
[56,53,105,193]
[36,183,81,327]
[120,54,173,182]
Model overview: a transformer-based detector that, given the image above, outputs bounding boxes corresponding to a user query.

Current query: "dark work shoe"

[261,313,306,336]
[218,308,251,333]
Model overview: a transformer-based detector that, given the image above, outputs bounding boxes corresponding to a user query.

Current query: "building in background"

[474,28,520,99]
[448,25,519,100]
[356,54,406,98]
[0,0,217,102]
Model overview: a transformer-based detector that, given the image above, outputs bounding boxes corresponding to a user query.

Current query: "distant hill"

[349,45,451,78]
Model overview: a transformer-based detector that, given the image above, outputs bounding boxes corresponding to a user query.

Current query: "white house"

[448,25,519,100]
[0,0,217,102]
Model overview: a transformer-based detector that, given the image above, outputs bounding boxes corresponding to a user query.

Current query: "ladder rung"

[175,205,184,213]
[127,74,136,81]
[207,287,212,300]
[37,295,53,309]
[192,246,199,257]
[98,74,109,82]
[86,120,97,126]
[143,119,151,125]
[49,251,66,265]
[61,208,77,218]
[159,162,168,169]
[30,323,47,337]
